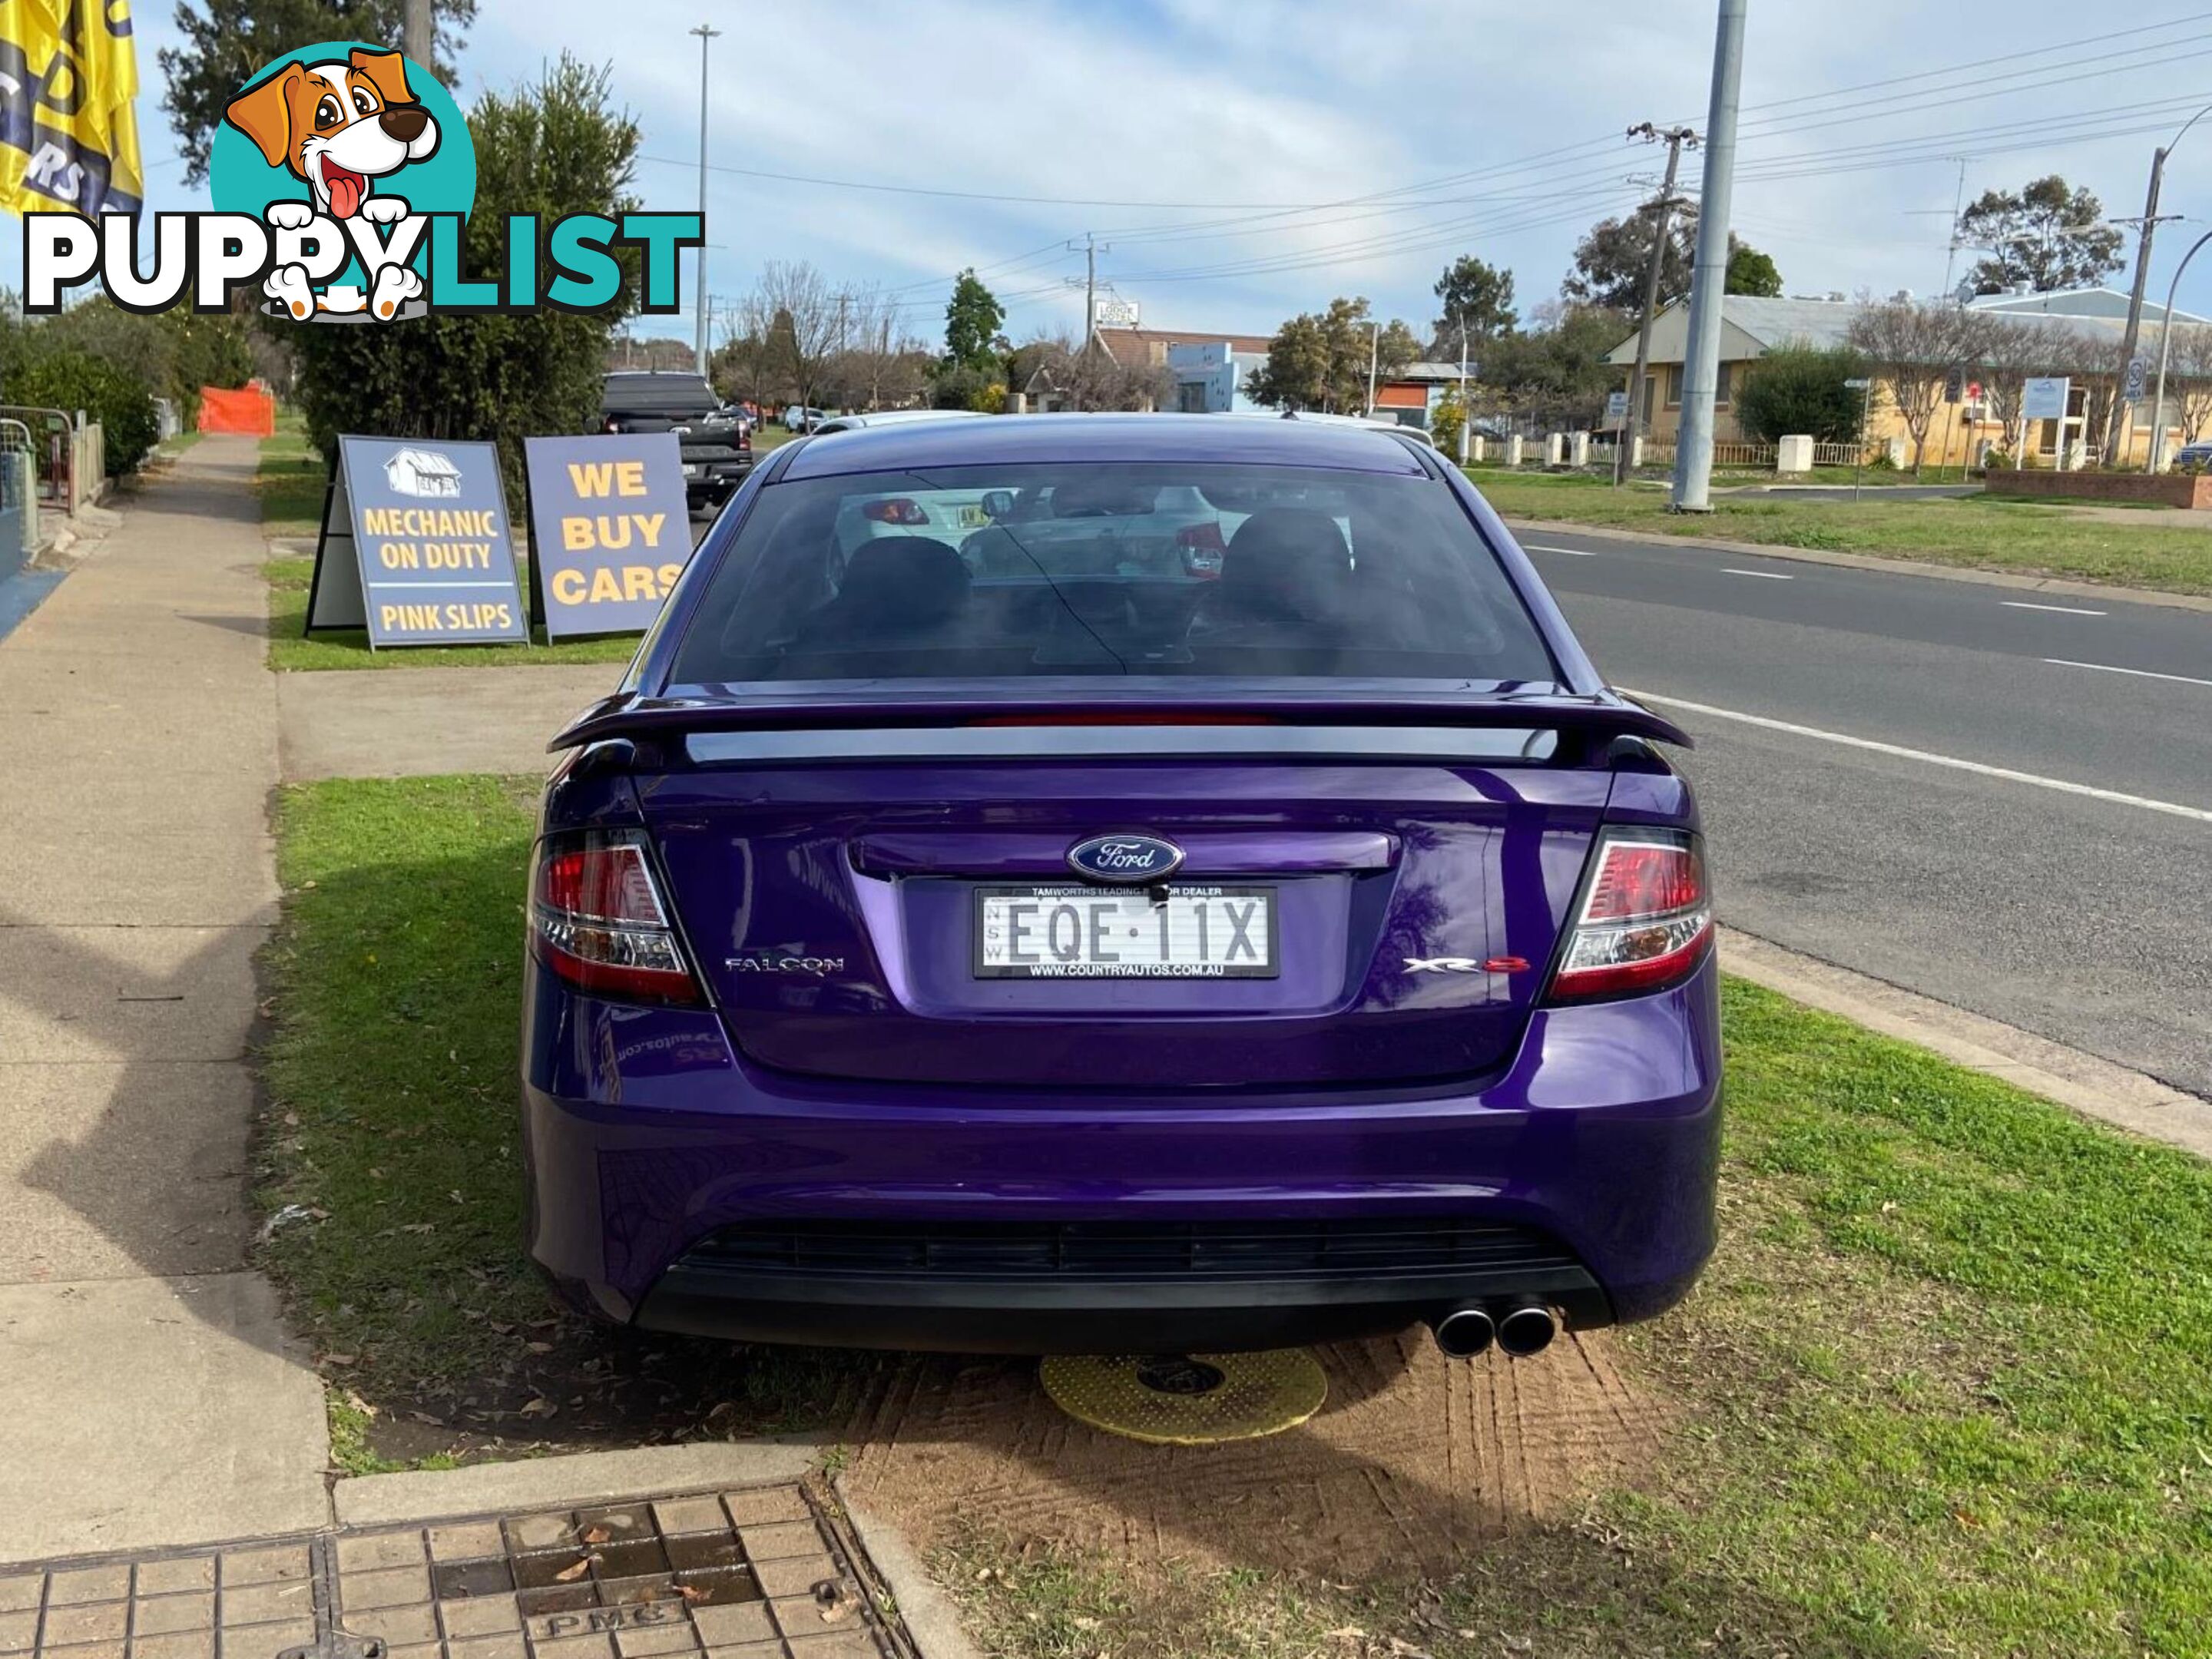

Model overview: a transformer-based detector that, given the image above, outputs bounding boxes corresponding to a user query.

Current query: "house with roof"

[1098,326,1277,412]
[1603,291,2209,466]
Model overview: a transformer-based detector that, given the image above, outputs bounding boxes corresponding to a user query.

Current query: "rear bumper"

[521,956,1721,1353]
[634,1218,1617,1353]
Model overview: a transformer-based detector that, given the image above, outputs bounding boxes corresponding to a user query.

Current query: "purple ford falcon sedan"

[522,413,1718,1362]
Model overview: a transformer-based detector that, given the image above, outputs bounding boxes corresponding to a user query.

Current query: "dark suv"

[599,372,752,515]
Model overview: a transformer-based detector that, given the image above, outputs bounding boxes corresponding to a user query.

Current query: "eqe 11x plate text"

[974,885,1278,979]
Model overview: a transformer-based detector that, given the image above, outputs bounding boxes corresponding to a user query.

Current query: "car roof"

[777,412,1434,479]
[815,409,987,433]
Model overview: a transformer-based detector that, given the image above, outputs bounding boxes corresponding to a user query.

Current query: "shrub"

[11,348,161,475]
[285,55,641,508]
[1734,343,1867,444]
[1429,390,1467,457]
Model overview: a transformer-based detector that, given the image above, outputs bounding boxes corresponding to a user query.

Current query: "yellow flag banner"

[0,0,144,217]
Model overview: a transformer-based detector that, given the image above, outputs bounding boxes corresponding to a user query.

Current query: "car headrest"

[1220,508,1352,617]
[1051,480,1160,518]
[832,536,970,628]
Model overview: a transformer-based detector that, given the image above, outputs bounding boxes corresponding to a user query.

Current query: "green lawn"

[266,776,2212,1654]
[258,421,326,538]
[1474,469,2212,595]
[263,554,642,671]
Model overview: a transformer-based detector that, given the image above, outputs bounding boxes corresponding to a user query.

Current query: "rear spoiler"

[549,686,1690,755]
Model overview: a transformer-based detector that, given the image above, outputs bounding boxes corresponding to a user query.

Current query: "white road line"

[2045,657,2212,689]
[1720,568,1793,580]
[1621,687,2212,826]
[1522,543,1598,556]
[2002,600,2106,616]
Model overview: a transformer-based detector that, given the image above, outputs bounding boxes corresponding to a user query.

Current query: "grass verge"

[266,775,2212,1652]
[263,554,641,670]
[1473,469,2212,595]
[258,419,325,538]
[260,776,876,1469]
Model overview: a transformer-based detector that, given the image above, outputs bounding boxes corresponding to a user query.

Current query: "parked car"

[2173,439,2212,473]
[807,409,987,436]
[782,405,831,432]
[522,413,1718,1359]
[599,372,751,515]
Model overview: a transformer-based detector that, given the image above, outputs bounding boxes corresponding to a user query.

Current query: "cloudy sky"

[110,0,2212,346]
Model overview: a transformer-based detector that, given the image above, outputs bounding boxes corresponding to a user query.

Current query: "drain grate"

[0,1485,893,1659]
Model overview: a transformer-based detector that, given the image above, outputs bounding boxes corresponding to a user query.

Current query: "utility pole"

[1671,0,1746,513]
[402,0,433,64]
[689,23,720,379]
[2104,153,2177,465]
[1614,121,1698,486]
[1366,320,1380,416]
[2107,101,2212,465]
[1068,232,1111,355]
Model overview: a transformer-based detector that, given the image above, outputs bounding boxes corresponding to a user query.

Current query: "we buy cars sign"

[524,434,694,639]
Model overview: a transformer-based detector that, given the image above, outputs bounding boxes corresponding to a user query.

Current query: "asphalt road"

[1511,526,2212,1101]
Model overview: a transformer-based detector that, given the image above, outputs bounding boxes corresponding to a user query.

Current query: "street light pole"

[689,23,720,379]
[2147,225,2212,473]
[1458,323,1470,465]
[1671,0,1746,512]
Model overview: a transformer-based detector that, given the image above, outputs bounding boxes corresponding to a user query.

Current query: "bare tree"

[741,261,841,416]
[828,285,933,410]
[1012,333,1174,411]
[1846,299,1990,476]
[2174,323,2212,445]
[1969,316,2060,460]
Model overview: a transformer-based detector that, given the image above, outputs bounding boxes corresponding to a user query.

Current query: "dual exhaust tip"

[1431,1302,1558,1359]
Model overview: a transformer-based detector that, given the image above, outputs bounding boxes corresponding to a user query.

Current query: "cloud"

[22,0,2205,334]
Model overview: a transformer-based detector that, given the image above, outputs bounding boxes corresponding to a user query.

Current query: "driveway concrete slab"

[0,926,257,1061]
[279,664,620,780]
[0,1061,251,1281]
[0,1273,327,1565]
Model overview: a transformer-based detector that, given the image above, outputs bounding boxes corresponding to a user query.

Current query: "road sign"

[1604,389,1630,424]
[524,434,693,640]
[2022,376,2070,422]
[306,436,527,648]
[2124,355,2148,403]
[1943,367,1965,404]
[1843,377,1870,389]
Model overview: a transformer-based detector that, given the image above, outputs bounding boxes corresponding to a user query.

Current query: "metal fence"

[1811,440,1870,468]
[0,419,32,573]
[1710,441,1777,470]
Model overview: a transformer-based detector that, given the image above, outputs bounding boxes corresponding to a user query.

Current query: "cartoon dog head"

[223,49,439,220]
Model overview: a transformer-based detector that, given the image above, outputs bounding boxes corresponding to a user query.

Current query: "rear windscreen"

[602,376,717,416]
[668,462,1556,683]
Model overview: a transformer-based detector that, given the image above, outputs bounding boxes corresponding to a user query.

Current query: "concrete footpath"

[0,436,329,1561]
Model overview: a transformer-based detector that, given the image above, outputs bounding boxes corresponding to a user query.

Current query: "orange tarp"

[199,386,276,436]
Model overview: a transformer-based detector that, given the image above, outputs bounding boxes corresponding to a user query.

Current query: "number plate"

[974,885,1277,979]
[681,462,702,477]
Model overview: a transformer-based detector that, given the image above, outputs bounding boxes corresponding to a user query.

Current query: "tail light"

[1545,832,1711,1003]
[1176,522,1227,577]
[530,835,702,1005]
[862,498,929,525]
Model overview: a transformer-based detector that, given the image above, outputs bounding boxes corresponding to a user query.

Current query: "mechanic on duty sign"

[306,435,526,647]
[524,434,691,639]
